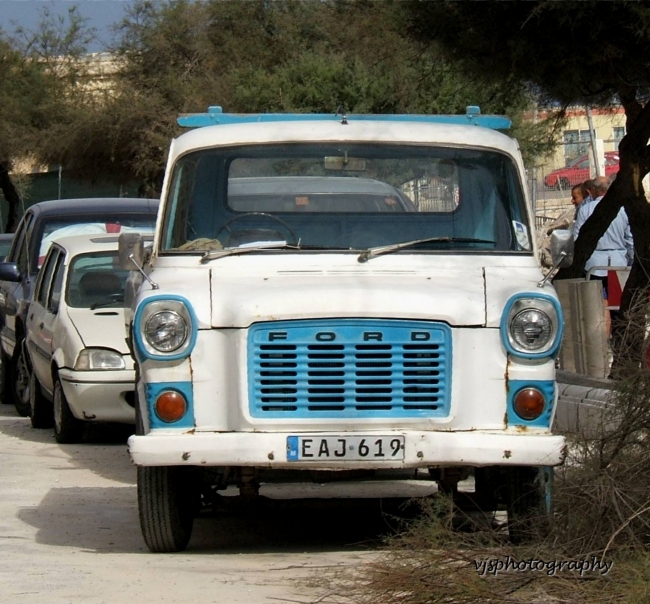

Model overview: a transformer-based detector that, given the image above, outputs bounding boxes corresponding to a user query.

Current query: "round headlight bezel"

[136,297,195,359]
[503,296,561,358]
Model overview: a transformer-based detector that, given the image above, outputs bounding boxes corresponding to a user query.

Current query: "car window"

[16,231,29,274]
[7,217,26,263]
[35,249,60,307]
[37,218,156,270]
[66,251,128,309]
[13,212,34,273]
[0,238,13,260]
[163,144,526,253]
[47,252,66,313]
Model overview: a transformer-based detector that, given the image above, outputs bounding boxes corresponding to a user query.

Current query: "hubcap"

[15,351,30,406]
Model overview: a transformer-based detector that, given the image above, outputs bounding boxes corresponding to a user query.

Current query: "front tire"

[53,378,84,443]
[506,466,552,543]
[13,344,31,417]
[29,371,53,429]
[0,350,14,405]
[138,466,196,553]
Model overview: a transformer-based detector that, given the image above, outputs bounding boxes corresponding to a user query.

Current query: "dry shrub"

[315,296,650,604]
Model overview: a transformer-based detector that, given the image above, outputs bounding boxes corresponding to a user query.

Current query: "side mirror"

[0,262,21,282]
[550,229,574,268]
[118,232,144,270]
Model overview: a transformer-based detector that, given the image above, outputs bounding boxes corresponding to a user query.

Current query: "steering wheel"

[215,212,298,246]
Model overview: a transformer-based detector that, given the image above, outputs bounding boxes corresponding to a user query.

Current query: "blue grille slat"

[248,319,452,419]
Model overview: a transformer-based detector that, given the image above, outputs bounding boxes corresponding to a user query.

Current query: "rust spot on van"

[515,425,528,433]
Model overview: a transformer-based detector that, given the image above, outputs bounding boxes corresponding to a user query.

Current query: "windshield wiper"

[200,242,301,264]
[90,293,125,310]
[357,237,496,263]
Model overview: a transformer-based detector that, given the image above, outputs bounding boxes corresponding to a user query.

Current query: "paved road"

[0,404,435,603]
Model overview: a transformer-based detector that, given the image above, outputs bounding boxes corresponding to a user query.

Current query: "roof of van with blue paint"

[178,105,512,130]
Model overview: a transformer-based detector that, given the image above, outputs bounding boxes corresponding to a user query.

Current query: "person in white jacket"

[573,175,634,288]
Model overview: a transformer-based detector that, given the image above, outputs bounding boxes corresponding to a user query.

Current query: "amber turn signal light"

[513,388,545,420]
[155,390,187,423]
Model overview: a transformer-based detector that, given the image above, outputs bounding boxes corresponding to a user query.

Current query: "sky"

[1,0,138,51]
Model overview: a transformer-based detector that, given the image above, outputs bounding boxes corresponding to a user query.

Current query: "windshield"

[162,143,530,254]
[35,215,156,270]
[66,251,129,309]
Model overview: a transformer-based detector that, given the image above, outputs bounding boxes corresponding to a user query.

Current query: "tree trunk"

[0,162,21,233]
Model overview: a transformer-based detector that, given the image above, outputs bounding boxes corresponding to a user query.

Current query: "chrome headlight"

[145,310,187,352]
[75,348,126,371]
[137,299,194,358]
[505,297,560,356]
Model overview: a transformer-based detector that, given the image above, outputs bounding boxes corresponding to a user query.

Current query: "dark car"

[0,197,159,416]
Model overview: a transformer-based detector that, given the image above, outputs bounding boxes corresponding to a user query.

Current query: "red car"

[544,151,619,189]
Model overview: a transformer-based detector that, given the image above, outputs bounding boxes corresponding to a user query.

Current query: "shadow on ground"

[19,485,424,555]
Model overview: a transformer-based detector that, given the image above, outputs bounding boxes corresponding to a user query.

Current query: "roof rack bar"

[177,105,511,130]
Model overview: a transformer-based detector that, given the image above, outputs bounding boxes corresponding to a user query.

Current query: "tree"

[55,0,554,194]
[0,7,95,231]
[406,0,650,361]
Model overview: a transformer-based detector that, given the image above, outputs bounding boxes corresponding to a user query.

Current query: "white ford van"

[122,106,566,552]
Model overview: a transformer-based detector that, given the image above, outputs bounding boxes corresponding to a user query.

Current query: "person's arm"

[573,203,586,240]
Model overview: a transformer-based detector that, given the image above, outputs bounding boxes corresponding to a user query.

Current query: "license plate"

[287,435,405,462]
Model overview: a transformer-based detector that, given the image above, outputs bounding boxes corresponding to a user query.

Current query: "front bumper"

[59,368,136,424]
[128,430,566,469]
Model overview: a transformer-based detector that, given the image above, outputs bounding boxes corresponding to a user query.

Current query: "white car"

[26,234,137,443]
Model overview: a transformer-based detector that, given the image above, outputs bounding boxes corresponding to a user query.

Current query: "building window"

[563,129,590,164]
[612,127,626,149]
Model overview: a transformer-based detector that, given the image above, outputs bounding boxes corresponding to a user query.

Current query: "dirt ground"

[0,404,436,603]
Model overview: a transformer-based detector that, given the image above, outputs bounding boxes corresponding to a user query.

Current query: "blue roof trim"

[178,105,512,130]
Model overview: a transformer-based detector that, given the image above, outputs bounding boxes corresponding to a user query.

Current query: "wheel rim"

[15,349,30,406]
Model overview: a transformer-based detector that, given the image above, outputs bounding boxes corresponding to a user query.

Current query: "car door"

[26,248,62,394]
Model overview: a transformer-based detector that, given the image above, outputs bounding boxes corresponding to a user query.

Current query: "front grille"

[248,319,451,418]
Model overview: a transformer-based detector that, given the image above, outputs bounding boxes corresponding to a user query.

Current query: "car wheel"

[29,371,53,429]
[0,350,15,405]
[53,377,84,444]
[13,344,31,417]
[138,465,196,552]
[506,466,552,544]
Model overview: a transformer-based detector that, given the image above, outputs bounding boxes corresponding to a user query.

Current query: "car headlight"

[145,310,188,352]
[136,298,195,358]
[75,348,126,371]
[504,297,561,356]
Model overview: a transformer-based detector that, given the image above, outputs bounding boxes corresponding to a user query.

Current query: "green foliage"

[87,0,545,190]
[1,0,559,199]
[406,0,650,107]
